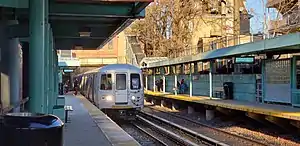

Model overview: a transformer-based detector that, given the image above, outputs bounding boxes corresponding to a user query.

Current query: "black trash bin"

[59,83,64,95]
[223,82,234,99]
[2,113,64,146]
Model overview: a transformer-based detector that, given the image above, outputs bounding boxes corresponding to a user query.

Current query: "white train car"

[75,64,144,120]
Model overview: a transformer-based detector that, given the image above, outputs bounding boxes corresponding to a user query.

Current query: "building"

[126,0,253,60]
[190,0,252,55]
[267,0,300,35]
[72,32,127,66]
[57,32,127,74]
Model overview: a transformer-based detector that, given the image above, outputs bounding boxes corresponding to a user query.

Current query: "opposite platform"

[64,94,140,146]
[145,90,300,121]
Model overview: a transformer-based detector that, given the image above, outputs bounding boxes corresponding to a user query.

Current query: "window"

[116,74,126,90]
[100,74,112,90]
[130,74,141,90]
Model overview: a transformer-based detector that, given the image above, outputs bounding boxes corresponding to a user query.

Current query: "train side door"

[92,74,95,103]
[115,73,128,104]
[94,73,100,107]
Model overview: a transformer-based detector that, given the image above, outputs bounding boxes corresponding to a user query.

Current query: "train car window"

[100,74,112,90]
[116,74,126,90]
[130,74,141,90]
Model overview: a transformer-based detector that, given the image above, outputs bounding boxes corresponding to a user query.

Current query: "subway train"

[74,64,144,120]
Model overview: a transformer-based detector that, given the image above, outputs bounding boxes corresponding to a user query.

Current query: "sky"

[245,0,266,33]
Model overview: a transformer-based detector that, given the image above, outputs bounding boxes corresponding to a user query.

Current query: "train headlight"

[105,95,113,101]
[131,96,136,101]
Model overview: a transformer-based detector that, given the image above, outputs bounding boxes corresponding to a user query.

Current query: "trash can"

[2,113,64,146]
[223,82,233,100]
[58,83,64,95]
[59,83,64,95]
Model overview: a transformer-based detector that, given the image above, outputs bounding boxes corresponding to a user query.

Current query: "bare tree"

[126,0,203,58]
[126,0,250,58]
[268,0,300,37]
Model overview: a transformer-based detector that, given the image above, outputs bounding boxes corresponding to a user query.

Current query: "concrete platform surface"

[145,90,300,121]
[64,94,140,146]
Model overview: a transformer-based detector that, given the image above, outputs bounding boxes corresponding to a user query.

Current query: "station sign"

[234,57,254,64]
[63,69,74,73]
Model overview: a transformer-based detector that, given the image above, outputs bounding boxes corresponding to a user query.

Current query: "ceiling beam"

[55,37,105,50]
[52,23,117,37]
[49,2,134,17]
[98,18,133,49]
[0,0,28,8]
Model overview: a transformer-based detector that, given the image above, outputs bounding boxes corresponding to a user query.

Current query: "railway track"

[132,121,183,146]
[144,106,268,146]
[138,111,229,146]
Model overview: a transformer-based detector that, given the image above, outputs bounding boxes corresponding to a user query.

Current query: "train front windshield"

[130,74,141,90]
[100,74,112,90]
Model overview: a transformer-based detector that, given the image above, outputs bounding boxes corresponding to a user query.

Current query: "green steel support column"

[44,0,49,114]
[174,73,178,95]
[55,61,58,101]
[8,20,21,112]
[49,44,53,106]
[261,60,265,103]
[145,75,148,90]
[55,52,59,99]
[44,23,49,114]
[50,47,55,110]
[209,61,214,98]
[153,71,156,92]
[161,67,166,93]
[291,57,296,105]
[29,0,47,113]
[189,63,193,97]
[48,27,54,113]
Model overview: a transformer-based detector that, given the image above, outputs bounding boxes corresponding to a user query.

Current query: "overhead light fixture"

[79,32,91,37]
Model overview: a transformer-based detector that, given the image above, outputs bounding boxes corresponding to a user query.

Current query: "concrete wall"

[72,32,127,64]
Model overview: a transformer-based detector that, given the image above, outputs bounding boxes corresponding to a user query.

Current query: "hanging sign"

[234,56,254,64]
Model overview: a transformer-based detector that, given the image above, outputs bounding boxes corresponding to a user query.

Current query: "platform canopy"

[3,0,152,50]
[148,33,300,68]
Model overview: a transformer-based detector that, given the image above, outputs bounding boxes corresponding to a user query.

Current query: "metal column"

[44,0,50,114]
[44,24,49,114]
[189,63,193,97]
[54,50,59,99]
[153,75,156,92]
[29,0,47,113]
[8,20,21,112]
[163,75,166,93]
[174,75,178,95]
[209,61,213,98]
[145,75,148,90]
[50,40,55,113]
[48,27,54,113]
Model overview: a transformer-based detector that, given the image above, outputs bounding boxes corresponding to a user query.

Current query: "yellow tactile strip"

[77,95,140,146]
[145,90,300,121]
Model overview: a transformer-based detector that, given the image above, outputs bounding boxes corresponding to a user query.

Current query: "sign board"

[63,69,74,73]
[234,57,254,64]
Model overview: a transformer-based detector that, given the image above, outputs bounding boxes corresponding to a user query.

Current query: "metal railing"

[125,36,139,67]
[169,34,264,58]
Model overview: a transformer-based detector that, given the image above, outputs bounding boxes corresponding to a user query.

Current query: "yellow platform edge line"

[144,91,300,121]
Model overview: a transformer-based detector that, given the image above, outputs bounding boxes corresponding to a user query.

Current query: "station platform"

[145,90,300,121]
[63,94,140,146]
